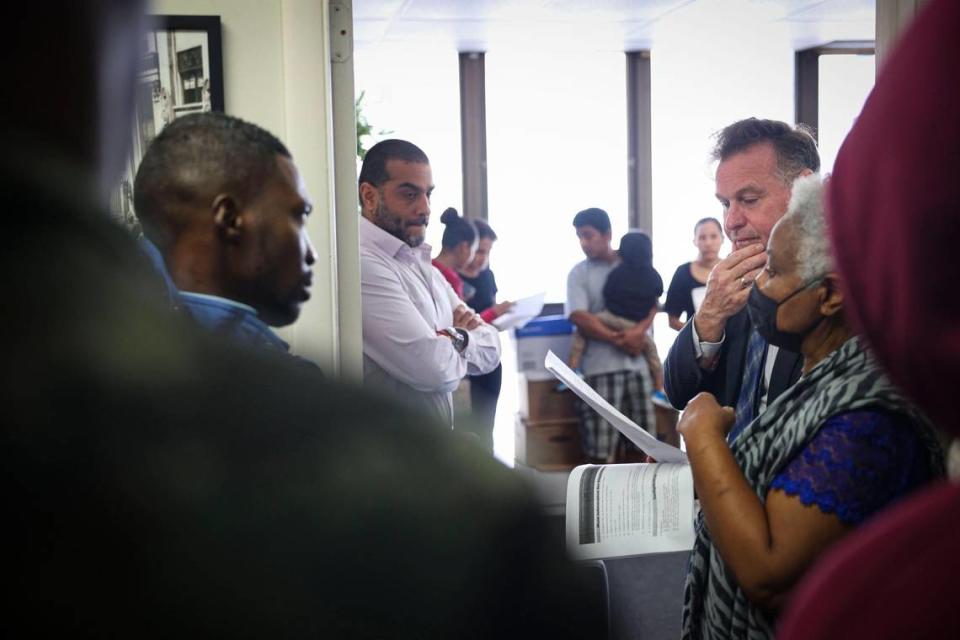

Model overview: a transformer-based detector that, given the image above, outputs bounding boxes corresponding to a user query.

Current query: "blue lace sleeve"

[769,411,933,525]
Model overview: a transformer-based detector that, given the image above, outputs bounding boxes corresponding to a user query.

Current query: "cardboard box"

[655,403,681,448]
[515,415,583,471]
[518,376,578,422]
[514,315,575,381]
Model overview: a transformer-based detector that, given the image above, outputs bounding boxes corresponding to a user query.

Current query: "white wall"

[152,0,353,374]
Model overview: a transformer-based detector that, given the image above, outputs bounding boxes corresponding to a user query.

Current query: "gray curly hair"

[775,173,833,281]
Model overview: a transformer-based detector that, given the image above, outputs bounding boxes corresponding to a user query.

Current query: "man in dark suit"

[2,2,598,636]
[664,119,818,435]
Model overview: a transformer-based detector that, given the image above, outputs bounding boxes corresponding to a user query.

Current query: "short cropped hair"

[135,112,290,247]
[474,218,498,242]
[572,208,611,234]
[358,139,430,189]
[712,118,820,183]
[778,173,833,281]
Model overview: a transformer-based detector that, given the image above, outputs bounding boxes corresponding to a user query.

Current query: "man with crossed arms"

[358,139,501,429]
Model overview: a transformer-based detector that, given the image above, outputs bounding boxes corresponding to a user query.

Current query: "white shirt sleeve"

[361,254,499,393]
[458,315,501,376]
[691,316,724,366]
[436,270,501,376]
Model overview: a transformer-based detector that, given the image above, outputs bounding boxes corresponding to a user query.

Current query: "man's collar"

[179,291,258,315]
[359,216,432,258]
[178,292,290,352]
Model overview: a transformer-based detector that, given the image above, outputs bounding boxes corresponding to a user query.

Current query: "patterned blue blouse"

[769,411,936,525]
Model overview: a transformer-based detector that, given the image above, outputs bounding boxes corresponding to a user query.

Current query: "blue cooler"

[514,315,575,381]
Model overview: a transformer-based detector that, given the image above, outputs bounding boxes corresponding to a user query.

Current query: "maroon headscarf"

[826,0,960,437]
[779,1,960,637]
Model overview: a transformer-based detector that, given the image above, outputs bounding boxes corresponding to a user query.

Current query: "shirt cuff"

[691,317,724,364]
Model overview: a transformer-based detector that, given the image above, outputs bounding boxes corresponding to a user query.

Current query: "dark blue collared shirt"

[178,292,290,353]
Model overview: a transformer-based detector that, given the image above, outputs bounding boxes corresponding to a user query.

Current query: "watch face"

[442,327,467,353]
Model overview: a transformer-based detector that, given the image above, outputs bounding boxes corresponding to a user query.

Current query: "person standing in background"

[432,207,477,300]
[567,208,655,463]
[568,230,664,392]
[459,218,513,452]
[664,217,723,331]
[460,219,514,323]
[358,140,501,429]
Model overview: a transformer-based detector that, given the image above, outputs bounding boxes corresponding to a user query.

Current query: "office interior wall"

[152,0,349,374]
[876,0,930,69]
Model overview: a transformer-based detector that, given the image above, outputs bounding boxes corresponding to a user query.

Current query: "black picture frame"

[112,15,225,228]
[150,15,225,112]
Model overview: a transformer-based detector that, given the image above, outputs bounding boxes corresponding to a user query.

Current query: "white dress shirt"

[359,217,501,427]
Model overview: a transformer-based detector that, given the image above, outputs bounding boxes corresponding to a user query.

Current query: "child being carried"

[568,230,664,391]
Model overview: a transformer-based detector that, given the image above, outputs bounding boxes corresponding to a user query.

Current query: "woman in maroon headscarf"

[778,0,960,637]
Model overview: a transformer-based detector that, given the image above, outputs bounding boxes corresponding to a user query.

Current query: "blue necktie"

[728,329,766,444]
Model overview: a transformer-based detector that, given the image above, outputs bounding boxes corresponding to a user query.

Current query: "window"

[353,45,463,249]
[795,42,876,173]
[486,49,628,304]
[177,46,204,105]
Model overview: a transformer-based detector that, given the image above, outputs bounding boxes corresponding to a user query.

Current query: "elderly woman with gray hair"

[677,174,944,640]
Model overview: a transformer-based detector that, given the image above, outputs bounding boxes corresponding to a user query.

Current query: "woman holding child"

[679,175,944,639]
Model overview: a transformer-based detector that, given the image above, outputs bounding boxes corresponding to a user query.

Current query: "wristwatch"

[440,327,469,353]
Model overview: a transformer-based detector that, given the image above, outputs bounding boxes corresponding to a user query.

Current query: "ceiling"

[354,0,875,52]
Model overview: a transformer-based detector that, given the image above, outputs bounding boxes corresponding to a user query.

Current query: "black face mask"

[747,277,824,352]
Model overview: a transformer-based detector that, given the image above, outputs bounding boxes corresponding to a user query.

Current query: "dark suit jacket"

[663,307,803,410]
[3,159,599,638]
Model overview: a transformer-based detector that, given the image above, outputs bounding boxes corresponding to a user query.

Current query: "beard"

[374,198,427,248]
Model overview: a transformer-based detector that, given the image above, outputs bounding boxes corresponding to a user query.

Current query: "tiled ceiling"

[354,0,875,52]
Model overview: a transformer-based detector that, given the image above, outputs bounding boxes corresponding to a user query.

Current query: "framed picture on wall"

[112,15,225,229]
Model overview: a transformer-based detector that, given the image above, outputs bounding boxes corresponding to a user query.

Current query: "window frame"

[795,40,875,140]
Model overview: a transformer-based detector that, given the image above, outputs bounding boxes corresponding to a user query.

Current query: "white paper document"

[566,463,696,560]
[544,351,688,464]
[491,292,546,331]
[691,286,707,313]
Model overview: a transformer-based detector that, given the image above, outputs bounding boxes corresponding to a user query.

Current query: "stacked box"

[518,377,577,422]
[515,370,584,470]
[655,403,681,448]
[514,416,582,471]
